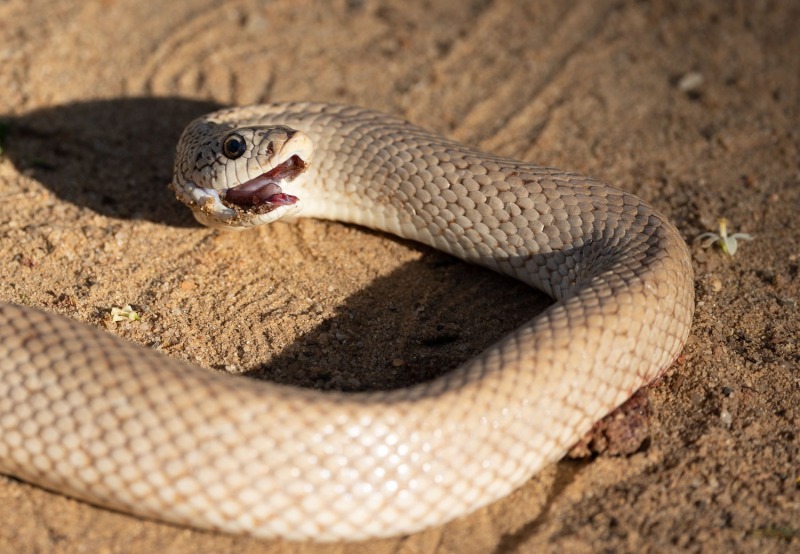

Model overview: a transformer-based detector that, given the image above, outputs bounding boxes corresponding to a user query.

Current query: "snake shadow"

[1,98,553,391]
[244,238,553,391]
[1,97,222,227]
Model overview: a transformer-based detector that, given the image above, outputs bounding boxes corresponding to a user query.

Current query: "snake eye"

[222,133,247,159]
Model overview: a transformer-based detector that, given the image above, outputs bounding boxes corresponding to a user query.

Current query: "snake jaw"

[223,154,306,209]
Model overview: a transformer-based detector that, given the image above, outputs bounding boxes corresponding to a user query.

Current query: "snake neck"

[210,103,688,305]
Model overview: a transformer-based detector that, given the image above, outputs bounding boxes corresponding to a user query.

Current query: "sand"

[0,1,797,552]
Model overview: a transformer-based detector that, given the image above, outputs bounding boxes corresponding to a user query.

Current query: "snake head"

[171,120,313,229]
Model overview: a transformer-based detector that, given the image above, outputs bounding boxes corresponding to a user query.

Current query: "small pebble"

[678,71,704,93]
[720,409,733,428]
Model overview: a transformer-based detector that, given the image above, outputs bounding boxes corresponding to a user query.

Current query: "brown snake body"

[0,103,694,540]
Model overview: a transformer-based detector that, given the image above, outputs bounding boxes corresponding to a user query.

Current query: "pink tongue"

[248,181,281,204]
[225,176,297,207]
[224,155,305,208]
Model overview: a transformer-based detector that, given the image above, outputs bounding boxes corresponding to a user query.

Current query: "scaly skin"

[0,103,693,541]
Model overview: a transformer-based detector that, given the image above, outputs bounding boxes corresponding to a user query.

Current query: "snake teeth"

[224,155,306,209]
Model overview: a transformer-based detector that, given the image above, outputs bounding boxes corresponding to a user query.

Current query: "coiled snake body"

[0,103,694,541]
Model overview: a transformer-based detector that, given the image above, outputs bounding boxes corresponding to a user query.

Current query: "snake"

[0,102,694,541]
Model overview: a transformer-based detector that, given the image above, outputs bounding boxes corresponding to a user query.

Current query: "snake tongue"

[225,155,305,208]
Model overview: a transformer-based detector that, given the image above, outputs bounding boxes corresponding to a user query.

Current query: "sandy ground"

[0,0,798,552]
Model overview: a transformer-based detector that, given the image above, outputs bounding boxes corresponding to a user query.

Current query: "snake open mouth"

[224,155,306,210]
